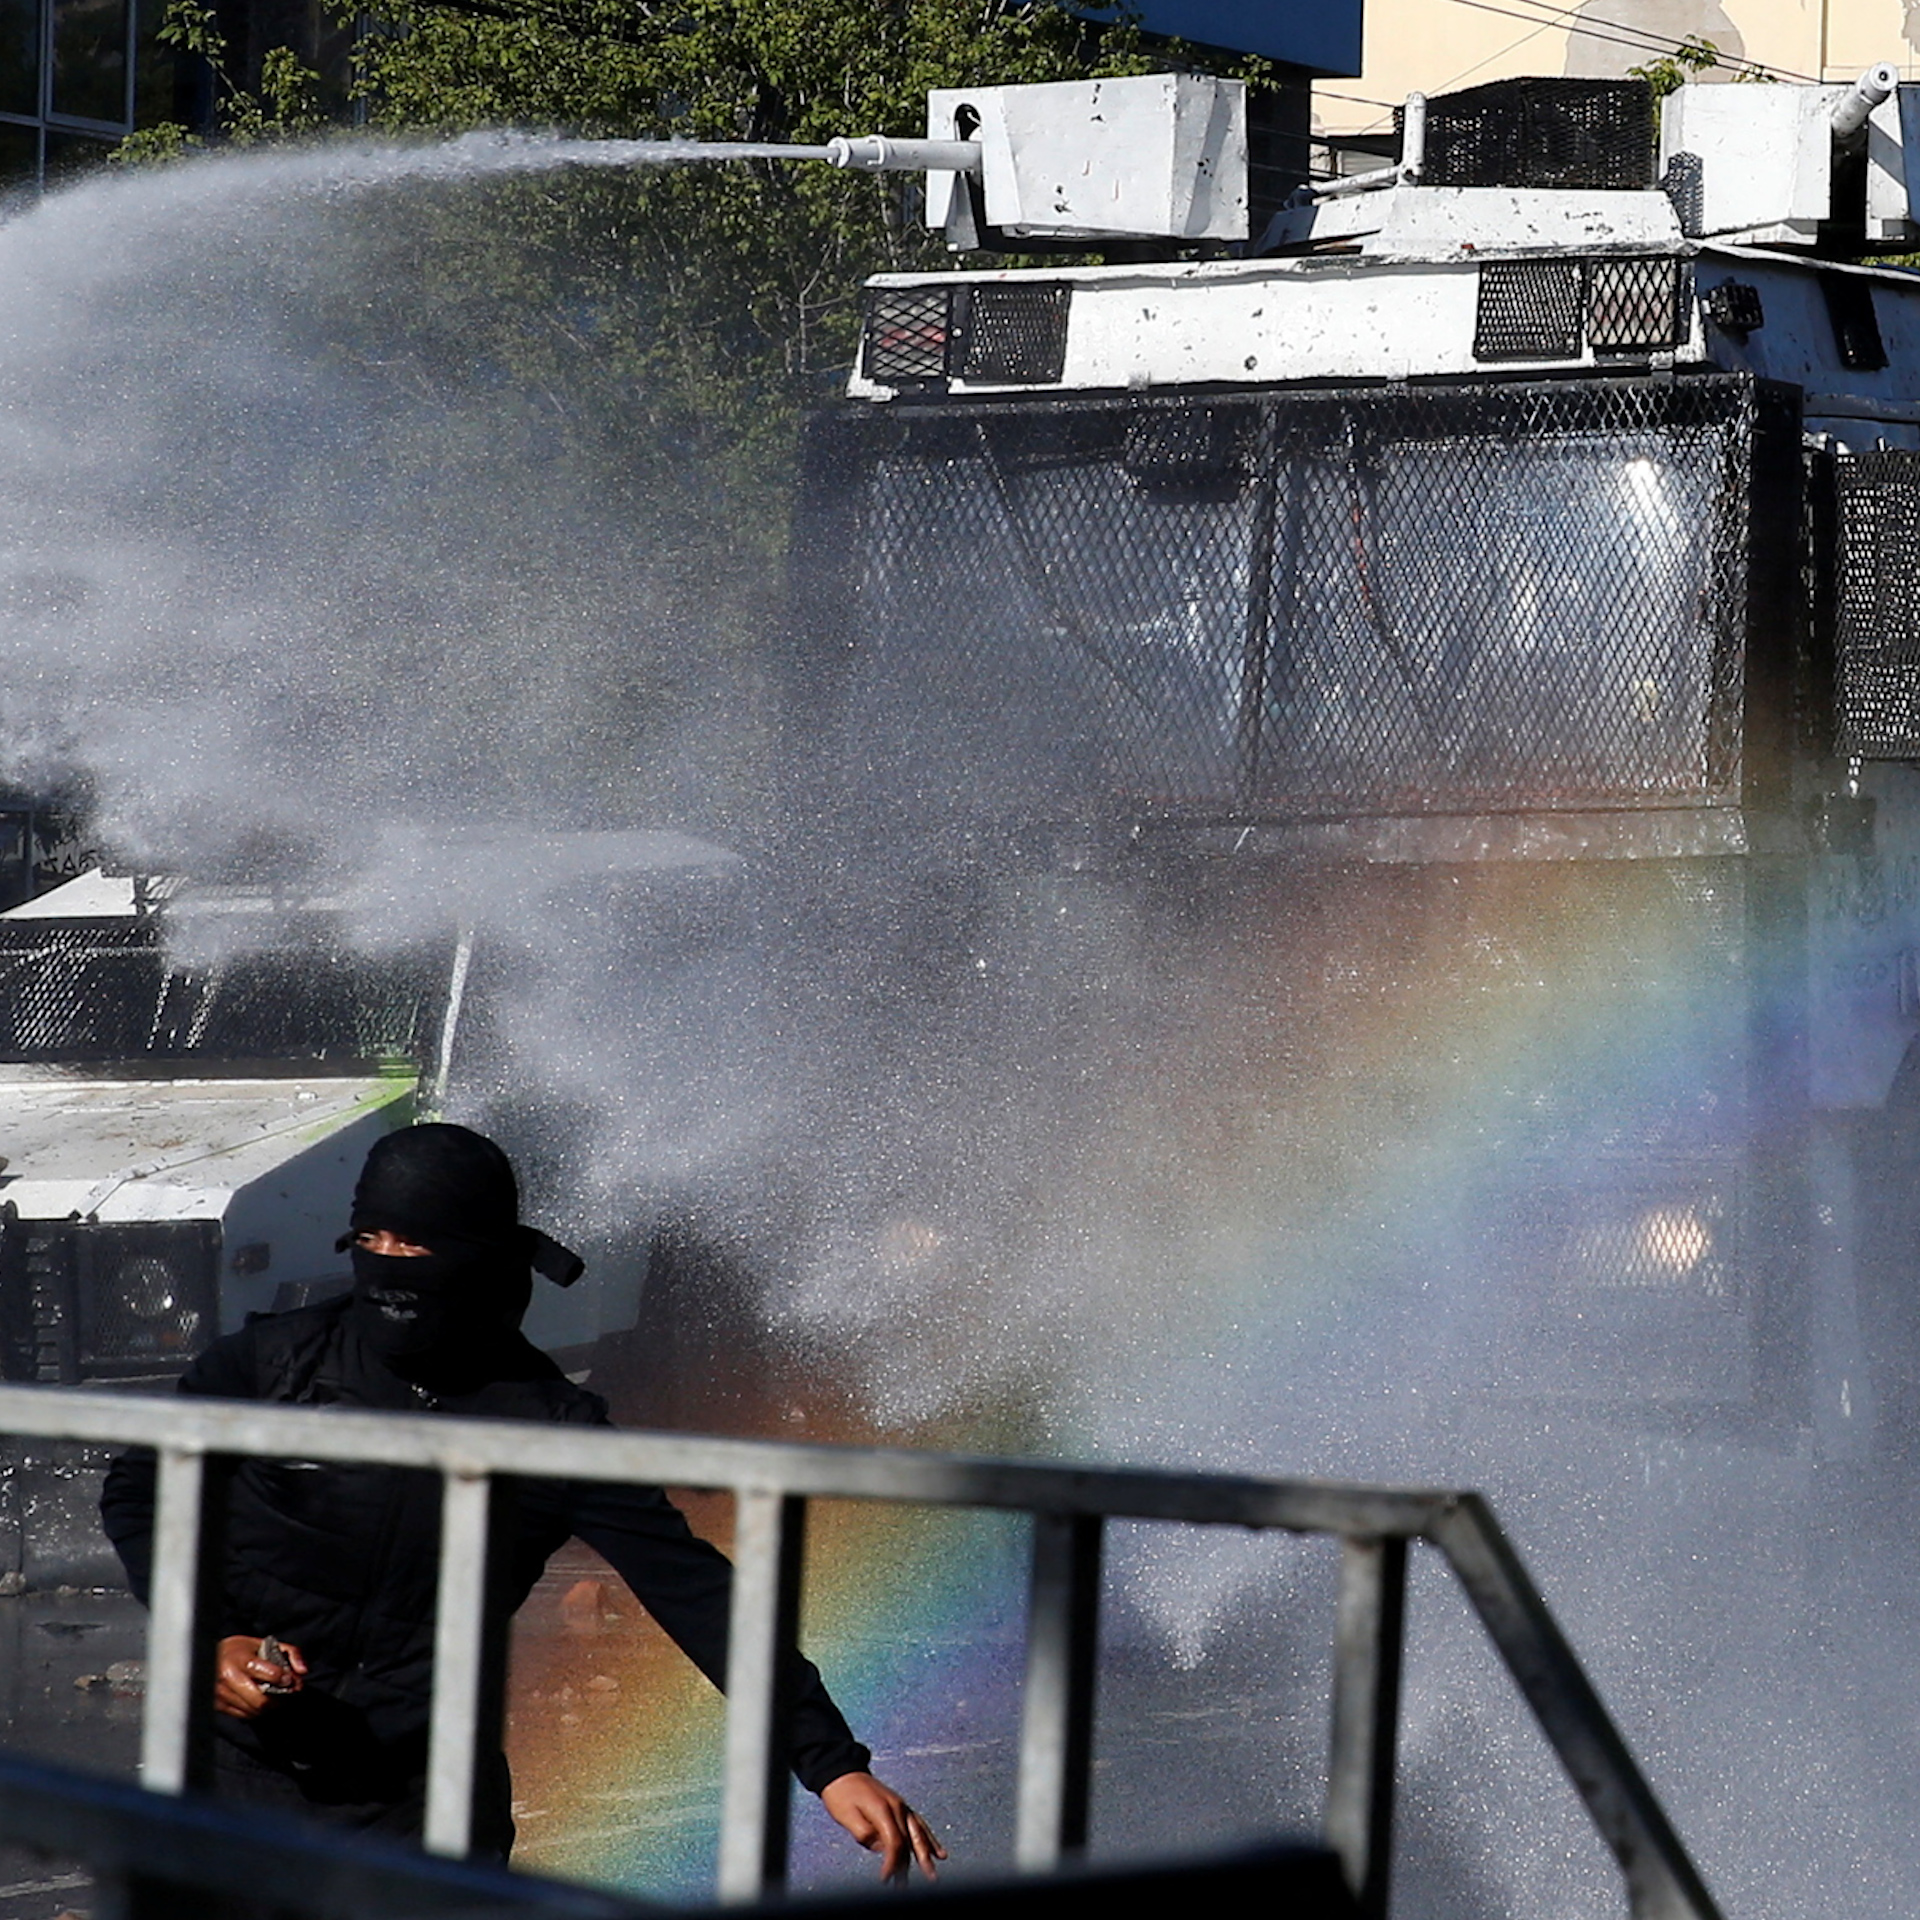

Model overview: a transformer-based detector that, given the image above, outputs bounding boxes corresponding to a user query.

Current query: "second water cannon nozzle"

[1831,61,1900,143]
[825,135,982,175]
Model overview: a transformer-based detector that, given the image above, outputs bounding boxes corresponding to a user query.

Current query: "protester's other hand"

[820,1772,945,1883]
[213,1634,307,1718]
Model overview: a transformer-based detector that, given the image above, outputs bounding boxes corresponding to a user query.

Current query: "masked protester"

[100,1124,942,1885]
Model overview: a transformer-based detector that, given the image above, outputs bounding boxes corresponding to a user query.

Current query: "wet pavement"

[0,1581,144,1920]
[0,1541,1336,1920]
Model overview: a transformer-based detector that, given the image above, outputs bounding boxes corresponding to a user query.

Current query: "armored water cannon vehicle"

[0,828,745,1392]
[780,66,1920,1460]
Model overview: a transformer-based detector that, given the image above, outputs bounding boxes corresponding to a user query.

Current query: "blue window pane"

[51,0,127,126]
[0,0,41,117]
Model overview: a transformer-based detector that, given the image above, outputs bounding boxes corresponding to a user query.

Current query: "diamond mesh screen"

[817,377,1761,823]
[956,285,1071,385]
[0,920,445,1063]
[1834,449,1920,758]
[1588,257,1690,353]
[1410,77,1657,190]
[1474,260,1585,361]
[861,287,952,388]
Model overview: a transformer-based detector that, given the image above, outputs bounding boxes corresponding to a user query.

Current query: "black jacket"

[99,1298,870,1796]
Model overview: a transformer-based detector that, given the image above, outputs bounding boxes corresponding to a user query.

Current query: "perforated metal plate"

[1835,449,1920,758]
[1411,77,1657,191]
[73,1222,219,1377]
[1474,260,1585,361]
[955,284,1071,385]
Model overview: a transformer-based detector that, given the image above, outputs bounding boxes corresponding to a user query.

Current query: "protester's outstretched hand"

[819,1771,945,1883]
[213,1634,306,1718]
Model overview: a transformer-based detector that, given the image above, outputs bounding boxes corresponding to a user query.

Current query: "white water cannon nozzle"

[1831,61,1900,141]
[825,135,982,175]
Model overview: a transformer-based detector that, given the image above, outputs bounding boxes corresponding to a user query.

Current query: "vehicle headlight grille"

[72,1223,219,1379]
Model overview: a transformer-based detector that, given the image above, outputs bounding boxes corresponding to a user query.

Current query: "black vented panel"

[1412,77,1657,190]
[1702,280,1763,335]
[821,376,1765,823]
[1588,257,1690,352]
[1835,449,1920,757]
[956,285,1071,385]
[1822,272,1888,373]
[188,949,441,1061]
[1475,260,1585,361]
[861,286,952,387]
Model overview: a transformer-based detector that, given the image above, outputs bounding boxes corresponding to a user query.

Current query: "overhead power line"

[1438,0,1817,82]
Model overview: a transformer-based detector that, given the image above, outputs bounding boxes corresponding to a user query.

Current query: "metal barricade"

[0,1385,1720,1919]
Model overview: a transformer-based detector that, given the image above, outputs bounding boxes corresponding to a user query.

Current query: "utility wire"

[1437,0,1815,81]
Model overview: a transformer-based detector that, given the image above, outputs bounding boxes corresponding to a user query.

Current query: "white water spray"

[1,140,1917,1920]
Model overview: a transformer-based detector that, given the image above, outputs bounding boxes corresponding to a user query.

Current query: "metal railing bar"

[0,1387,1456,1538]
[140,1445,220,1797]
[425,1470,496,1859]
[717,1490,807,1902]
[1427,1498,1723,1920]
[1014,1511,1102,1871]
[0,1750,661,1918]
[1325,1535,1407,1920]
[0,1383,1720,1920]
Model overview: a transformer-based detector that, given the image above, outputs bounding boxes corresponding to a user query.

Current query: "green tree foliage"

[1626,34,1722,98]
[1626,33,1776,95]
[118,2,1259,825]
[124,2,1205,525]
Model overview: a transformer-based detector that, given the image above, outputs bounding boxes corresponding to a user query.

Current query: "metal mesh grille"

[1411,77,1657,190]
[956,285,1071,385]
[1662,151,1705,237]
[825,377,1760,823]
[861,287,952,387]
[1474,260,1585,361]
[1835,449,1920,757]
[0,921,444,1063]
[1588,257,1690,353]
[73,1223,219,1377]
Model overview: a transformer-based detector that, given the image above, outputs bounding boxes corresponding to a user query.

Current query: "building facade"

[2,0,177,188]
[1317,0,1920,146]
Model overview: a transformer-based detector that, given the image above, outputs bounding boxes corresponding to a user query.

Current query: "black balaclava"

[339,1123,582,1376]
